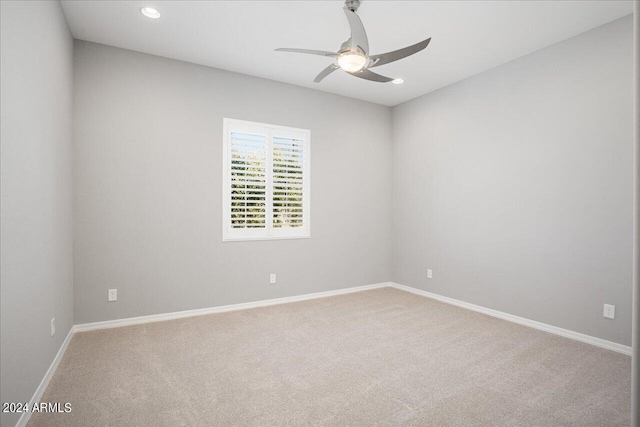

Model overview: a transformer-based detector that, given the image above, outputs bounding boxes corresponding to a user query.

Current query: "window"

[223,119,310,241]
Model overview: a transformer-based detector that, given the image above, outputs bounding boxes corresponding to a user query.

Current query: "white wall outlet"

[50,318,55,337]
[603,304,615,320]
[427,269,433,279]
[108,289,118,302]
[269,273,277,284]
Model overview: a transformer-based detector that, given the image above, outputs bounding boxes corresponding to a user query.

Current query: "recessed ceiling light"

[140,7,161,19]
[392,78,405,85]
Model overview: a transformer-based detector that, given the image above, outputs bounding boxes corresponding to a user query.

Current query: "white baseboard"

[389,282,632,356]
[16,327,75,427]
[74,282,391,332]
[76,281,631,356]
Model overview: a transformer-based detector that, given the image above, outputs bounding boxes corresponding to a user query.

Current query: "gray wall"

[73,41,392,324]
[631,3,639,423]
[392,16,634,346]
[0,2,74,426]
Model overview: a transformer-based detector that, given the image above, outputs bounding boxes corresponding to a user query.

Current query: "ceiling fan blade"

[314,64,339,83]
[369,38,431,68]
[275,48,338,57]
[343,8,369,54]
[348,69,394,83]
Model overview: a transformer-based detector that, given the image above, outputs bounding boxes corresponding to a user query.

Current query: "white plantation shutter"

[229,131,267,230]
[273,136,304,229]
[223,119,310,241]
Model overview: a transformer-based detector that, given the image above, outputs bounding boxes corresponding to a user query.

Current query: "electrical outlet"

[427,269,433,279]
[108,289,118,302]
[603,304,615,320]
[50,318,55,337]
[270,273,277,284]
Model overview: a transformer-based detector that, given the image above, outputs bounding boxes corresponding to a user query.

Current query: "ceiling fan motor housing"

[339,40,366,55]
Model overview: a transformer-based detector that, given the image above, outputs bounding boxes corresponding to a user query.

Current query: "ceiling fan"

[275,0,431,83]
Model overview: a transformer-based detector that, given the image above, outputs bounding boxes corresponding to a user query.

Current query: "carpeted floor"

[29,287,630,426]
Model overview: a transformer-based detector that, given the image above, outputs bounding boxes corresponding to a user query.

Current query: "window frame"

[222,118,311,242]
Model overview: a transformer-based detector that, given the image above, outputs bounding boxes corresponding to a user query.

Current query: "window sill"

[222,235,310,242]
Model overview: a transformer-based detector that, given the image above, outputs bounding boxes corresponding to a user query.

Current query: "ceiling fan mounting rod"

[344,0,360,13]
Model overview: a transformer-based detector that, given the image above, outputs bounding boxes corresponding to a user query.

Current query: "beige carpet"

[29,287,630,426]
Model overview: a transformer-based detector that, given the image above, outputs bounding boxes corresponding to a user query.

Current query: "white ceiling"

[60,1,633,106]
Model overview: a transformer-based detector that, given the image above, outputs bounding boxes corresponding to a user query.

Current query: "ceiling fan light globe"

[338,53,367,73]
